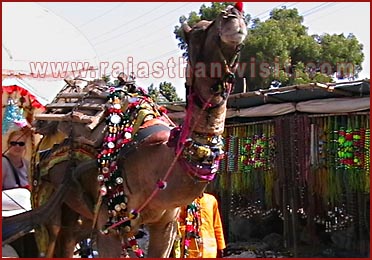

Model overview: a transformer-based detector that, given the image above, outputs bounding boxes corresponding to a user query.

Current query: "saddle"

[32,79,174,183]
[33,79,173,148]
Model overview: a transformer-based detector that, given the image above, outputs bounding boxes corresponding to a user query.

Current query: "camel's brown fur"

[28,5,247,258]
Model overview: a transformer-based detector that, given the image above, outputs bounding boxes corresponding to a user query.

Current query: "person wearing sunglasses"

[2,129,30,190]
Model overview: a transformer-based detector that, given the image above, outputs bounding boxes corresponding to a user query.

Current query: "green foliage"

[147,83,161,102]
[244,7,328,89]
[317,33,364,79]
[147,82,182,103]
[199,2,234,21]
[159,81,182,102]
[100,75,122,86]
[101,74,111,83]
[175,4,365,90]
[101,74,116,86]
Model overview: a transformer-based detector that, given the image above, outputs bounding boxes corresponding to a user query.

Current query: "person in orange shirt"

[174,191,226,258]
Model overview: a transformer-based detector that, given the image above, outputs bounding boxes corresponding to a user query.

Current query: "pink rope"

[106,94,214,231]
[137,94,214,212]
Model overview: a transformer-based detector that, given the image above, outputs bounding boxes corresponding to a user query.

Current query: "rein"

[101,25,242,232]
[175,92,225,182]
[188,34,242,110]
[177,16,244,181]
[103,94,215,232]
[92,7,246,256]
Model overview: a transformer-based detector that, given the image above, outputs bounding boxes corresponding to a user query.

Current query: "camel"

[2,3,247,258]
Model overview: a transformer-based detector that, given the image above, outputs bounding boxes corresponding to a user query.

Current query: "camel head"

[217,2,247,46]
[182,2,247,114]
[182,2,247,62]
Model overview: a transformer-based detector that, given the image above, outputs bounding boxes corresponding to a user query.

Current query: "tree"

[316,33,364,80]
[159,81,183,102]
[242,7,324,89]
[175,3,365,90]
[101,74,112,85]
[147,82,182,103]
[244,7,364,89]
[101,74,118,86]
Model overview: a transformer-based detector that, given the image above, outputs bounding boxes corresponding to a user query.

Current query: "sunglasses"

[10,141,26,147]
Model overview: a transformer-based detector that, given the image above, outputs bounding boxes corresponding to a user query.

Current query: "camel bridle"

[188,7,245,110]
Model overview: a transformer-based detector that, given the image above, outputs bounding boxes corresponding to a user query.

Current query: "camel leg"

[94,206,121,257]
[57,230,79,258]
[63,188,95,220]
[45,215,61,258]
[147,209,179,258]
[57,206,83,257]
[95,232,121,257]
[49,161,95,220]
[45,227,58,258]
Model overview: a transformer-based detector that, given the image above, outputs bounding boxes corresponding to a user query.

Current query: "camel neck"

[187,99,227,137]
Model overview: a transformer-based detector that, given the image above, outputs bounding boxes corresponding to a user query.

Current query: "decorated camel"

[2,3,247,258]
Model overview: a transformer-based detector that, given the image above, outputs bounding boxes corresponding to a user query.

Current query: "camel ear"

[186,29,206,66]
[182,22,192,44]
[184,20,212,65]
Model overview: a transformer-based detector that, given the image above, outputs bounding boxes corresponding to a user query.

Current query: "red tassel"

[235,2,243,12]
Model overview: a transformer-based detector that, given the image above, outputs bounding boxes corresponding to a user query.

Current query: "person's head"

[6,129,29,157]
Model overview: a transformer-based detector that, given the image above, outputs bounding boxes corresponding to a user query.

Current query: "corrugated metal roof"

[162,80,370,122]
[227,80,370,109]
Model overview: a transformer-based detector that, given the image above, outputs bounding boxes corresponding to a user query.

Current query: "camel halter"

[174,14,244,182]
[188,19,244,110]
[98,5,246,244]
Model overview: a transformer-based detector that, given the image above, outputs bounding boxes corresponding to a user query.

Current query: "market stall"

[211,80,370,256]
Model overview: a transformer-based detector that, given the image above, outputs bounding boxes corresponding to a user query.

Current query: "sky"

[4,2,371,100]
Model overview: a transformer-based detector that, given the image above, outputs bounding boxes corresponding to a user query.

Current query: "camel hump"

[135,123,170,146]
[140,130,170,146]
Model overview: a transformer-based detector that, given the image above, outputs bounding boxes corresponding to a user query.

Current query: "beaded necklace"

[97,86,159,258]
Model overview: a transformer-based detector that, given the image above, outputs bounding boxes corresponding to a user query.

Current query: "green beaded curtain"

[216,120,276,209]
[214,113,369,235]
[310,114,370,204]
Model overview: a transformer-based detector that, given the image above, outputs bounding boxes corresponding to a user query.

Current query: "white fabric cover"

[226,103,296,118]
[296,97,370,113]
[2,188,32,217]
[167,97,369,120]
[2,244,19,258]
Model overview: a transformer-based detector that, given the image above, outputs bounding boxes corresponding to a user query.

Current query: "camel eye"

[221,10,228,18]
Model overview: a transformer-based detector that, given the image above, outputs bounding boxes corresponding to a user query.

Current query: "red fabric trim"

[2,85,45,109]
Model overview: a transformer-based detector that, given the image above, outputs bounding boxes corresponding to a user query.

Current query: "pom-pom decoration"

[156,180,167,190]
[235,2,243,12]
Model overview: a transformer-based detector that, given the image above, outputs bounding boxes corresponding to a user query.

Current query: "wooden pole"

[282,184,289,249]
[290,187,298,257]
[289,115,300,257]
